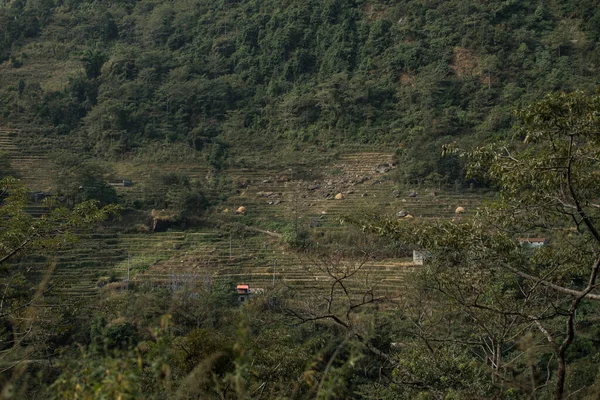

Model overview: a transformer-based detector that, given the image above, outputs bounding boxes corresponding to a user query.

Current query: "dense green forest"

[2,0,600,180]
[3,0,600,399]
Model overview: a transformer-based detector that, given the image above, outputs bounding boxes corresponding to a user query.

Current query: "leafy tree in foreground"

[0,177,120,265]
[0,177,121,395]
[338,90,600,399]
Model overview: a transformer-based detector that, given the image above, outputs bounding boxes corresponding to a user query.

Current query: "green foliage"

[105,321,139,351]
[0,177,122,397]
[0,177,121,265]
[282,224,310,249]
[51,152,118,206]
[2,0,600,181]
[565,361,599,396]
[393,346,495,399]
[49,316,173,400]
[90,316,140,352]
[3,0,600,397]
[49,350,143,399]
[210,278,238,309]
[81,47,108,80]
[172,328,234,376]
[355,90,600,399]
[141,171,208,221]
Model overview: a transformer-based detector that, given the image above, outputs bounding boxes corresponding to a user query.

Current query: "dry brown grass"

[362,1,386,21]
[399,72,415,87]
[0,39,83,92]
[449,46,481,78]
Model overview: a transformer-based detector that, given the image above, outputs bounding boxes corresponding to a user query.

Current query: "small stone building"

[413,250,430,266]
[518,238,548,248]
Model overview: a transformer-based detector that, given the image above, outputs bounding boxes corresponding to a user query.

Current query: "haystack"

[236,206,247,214]
[455,206,465,214]
[335,193,344,200]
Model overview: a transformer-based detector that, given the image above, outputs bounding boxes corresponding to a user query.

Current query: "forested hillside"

[2,0,600,180]
[3,1,600,399]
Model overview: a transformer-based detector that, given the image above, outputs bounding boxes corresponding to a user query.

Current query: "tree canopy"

[1,0,600,180]
[352,90,600,399]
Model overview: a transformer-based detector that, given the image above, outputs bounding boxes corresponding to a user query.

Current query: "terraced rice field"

[3,128,490,303]
[0,128,57,191]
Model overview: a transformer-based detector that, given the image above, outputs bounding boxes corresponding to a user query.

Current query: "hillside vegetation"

[2,1,600,399]
[2,0,600,180]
